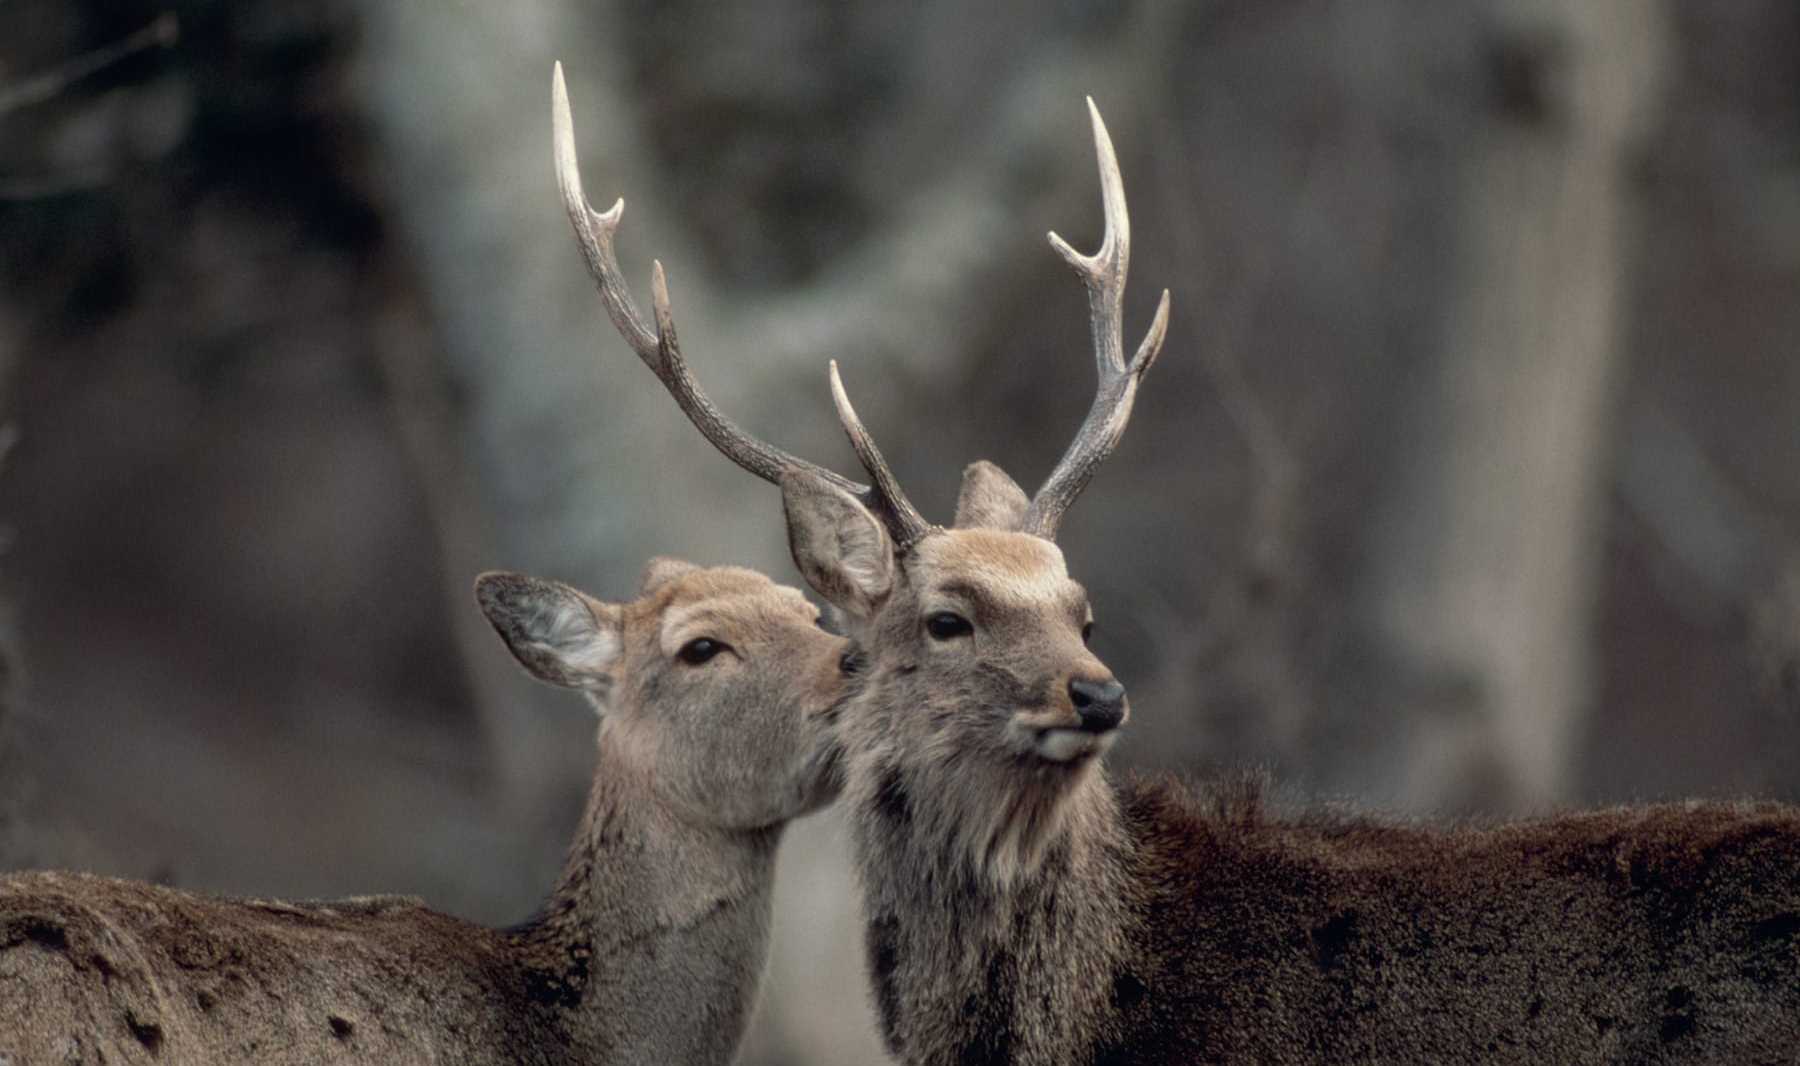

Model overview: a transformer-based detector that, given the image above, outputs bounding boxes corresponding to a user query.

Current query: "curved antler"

[553,63,859,495]
[554,62,936,545]
[828,362,934,547]
[1020,98,1171,539]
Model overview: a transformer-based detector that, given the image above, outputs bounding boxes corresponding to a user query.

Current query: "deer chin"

[1007,717,1116,764]
[1036,727,1116,763]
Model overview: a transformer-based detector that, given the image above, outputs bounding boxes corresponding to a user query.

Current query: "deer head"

[552,65,1167,878]
[476,557,848,830]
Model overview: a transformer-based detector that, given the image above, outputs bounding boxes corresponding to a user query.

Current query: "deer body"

[0,560,849,1064]
[853,752,1800,1065]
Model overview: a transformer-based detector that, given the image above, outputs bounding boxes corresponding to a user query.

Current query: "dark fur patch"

[950,949,1015,1066]
[522,946,589,1009]
[5,917,69,952]
[1307,913,1357,971]
[125,1011,164,1053]
[1751,912,1800,943]
[328,1014,355,1039]
[1111,970,1147,1010]
[873,763,912,828]
[1659,986,1695,1042]
[867,916,903,1050]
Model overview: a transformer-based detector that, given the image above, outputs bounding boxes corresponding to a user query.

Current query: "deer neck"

[850,752,1135,1066]
[513,733,781,1062]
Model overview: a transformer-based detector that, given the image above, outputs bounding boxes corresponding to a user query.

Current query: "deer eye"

[925,612,972,641]
[677,638,727,665]
[1081,620,1095,645]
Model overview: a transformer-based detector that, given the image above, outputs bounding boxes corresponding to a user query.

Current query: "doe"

[0,559,849,1064]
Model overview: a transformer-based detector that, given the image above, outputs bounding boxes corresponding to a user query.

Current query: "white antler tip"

[552,65,581,194]
[1130,289,1172,377]
[1085,99,1117,169]
[827,360,857,418]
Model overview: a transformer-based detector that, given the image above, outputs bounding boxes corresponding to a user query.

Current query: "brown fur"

[785,464,1800,1066]
[0,560,850,1065]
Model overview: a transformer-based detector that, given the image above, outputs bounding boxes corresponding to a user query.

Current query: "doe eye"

[678,638,726,665]
[1081,620,1095,645]
[925,612,972,641]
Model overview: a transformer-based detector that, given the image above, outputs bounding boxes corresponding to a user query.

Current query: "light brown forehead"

[638,566,817,636]
[912,529,1084,610]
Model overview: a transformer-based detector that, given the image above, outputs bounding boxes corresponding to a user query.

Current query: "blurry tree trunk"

[0,305,22,866]
[1324,1,1669,812]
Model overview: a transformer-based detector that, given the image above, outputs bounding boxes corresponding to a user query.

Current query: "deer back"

[1095,780,1800,1065]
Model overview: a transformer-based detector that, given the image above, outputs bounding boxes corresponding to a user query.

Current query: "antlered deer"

[0,559,849,1064]
[557,64,1800,1065]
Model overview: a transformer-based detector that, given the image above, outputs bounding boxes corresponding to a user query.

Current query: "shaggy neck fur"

[847,743,1137,1066]
[511,725,781,1064]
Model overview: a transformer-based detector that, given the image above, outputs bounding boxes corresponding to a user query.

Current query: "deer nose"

[1069,678,1127,734]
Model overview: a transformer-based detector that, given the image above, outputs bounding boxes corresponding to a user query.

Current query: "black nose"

[1069,678,1127,734]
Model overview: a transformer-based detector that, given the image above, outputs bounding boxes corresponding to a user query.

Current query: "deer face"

[784,469,1130,878]
[785,467,1128,768]
[476,559,851,831]
[901,530,1126,764]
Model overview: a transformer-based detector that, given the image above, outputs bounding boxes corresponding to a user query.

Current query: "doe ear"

[953,460,1030,530]
[475,571,625,693]
[639,556,700,597]
[781,470,894,617]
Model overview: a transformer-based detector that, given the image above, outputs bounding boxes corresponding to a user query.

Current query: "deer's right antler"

[552,62,935,546]
[1021,98,1171,540]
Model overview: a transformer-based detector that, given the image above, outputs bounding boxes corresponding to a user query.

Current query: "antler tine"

[552,62,861,496]
[828,362,936,547]
[1021,98,1171,539]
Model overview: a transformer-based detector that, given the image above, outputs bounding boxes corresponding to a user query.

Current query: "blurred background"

[2,0,1798,1061]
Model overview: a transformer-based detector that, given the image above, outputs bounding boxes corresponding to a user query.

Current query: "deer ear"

[953,460,1030,530]
[781,470,894,617]
[475,571,625,695]
[638,556,700,597]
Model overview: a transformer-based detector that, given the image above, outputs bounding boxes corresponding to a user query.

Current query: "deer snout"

[1069,678,1127,734]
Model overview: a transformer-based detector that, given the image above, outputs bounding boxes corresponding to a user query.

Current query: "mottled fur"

[0,560,849,1065]
[786,463,1800,1066]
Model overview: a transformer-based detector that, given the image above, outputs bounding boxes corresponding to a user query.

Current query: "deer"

[0,558,850,1064]
[555,62,1800,1065]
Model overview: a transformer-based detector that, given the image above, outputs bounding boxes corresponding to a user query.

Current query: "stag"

[554,65,1800,1065]
[0,559,849,1064]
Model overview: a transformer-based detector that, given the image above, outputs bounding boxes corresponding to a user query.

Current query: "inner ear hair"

[476,571,624,688]
[781,470,895,616]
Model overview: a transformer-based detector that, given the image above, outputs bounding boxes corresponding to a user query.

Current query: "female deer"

[0,558,849,1064]
[557,67,1800,1064]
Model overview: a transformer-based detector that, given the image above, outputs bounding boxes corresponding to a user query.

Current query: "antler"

[552,62,935,545]
[1020,98,1171,540]
[827,362,934,546]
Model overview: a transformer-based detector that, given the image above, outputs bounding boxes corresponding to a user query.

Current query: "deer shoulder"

[0,559,851,1065]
